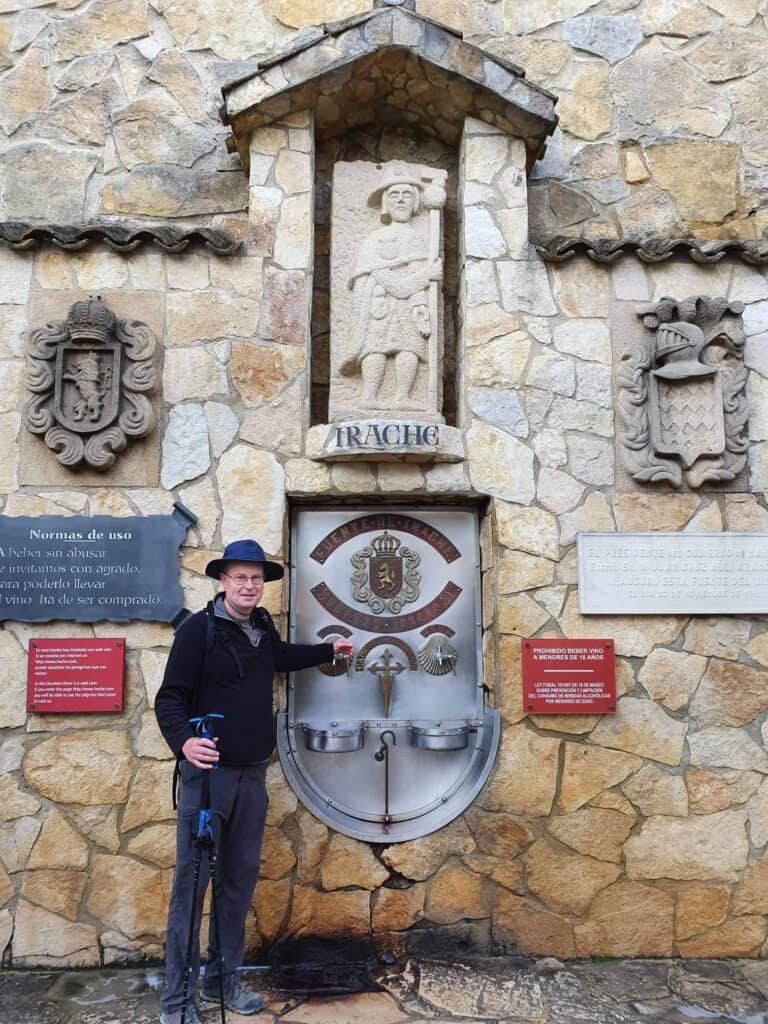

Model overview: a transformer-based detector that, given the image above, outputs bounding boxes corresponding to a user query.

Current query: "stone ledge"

[307,420,465,463]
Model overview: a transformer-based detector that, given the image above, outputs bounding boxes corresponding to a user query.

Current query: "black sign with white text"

[0,503,196,623]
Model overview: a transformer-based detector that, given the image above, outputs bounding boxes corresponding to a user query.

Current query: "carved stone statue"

[25,296,156,470]
[617,295,748,488]
[330,160,447,423]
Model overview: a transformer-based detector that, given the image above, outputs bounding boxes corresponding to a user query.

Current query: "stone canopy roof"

[220,2,558,169]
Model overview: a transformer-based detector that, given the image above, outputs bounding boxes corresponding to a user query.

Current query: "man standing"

[155,539,354,1024]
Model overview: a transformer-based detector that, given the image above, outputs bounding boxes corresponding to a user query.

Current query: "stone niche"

[221,1,556,464]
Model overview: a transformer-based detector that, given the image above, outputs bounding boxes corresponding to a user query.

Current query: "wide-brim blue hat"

[205,539,284,582]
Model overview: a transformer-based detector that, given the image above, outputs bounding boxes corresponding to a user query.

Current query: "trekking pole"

[180,713,225,1024]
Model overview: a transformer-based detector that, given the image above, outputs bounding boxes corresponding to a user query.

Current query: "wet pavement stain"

[0,958,764,1024]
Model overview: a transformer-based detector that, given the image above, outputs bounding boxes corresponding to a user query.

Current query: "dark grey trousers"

[161,761,268,1015]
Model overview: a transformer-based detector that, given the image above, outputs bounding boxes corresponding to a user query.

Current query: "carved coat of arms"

[618,295,748,488]
[350,530,421,614]
[25,297,156,470]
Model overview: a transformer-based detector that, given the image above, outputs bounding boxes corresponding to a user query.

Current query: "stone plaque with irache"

[578,533,768,614]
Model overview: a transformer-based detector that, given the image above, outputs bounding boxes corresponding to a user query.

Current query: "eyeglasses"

[222,572,265,587]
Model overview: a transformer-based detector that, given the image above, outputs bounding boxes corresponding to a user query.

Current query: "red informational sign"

[27,638,125,713]
[521,638,616,715]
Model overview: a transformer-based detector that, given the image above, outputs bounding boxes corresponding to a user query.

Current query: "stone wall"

[0,0,766,240]
[0,0,767,968]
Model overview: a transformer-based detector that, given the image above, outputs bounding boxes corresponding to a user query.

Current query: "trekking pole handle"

[189,713,224,768]
[190,713,224,740]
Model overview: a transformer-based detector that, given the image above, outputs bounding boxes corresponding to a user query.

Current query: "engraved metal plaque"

[578,532,768,614]
[279,507,499,842]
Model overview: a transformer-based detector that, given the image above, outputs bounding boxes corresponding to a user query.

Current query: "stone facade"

[0,0,767,968]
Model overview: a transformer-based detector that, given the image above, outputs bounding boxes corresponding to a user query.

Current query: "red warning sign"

[521,638,616,715]
[27,638,125,713]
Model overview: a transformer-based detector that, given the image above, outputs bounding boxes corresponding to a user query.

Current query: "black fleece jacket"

[155,599,333,766]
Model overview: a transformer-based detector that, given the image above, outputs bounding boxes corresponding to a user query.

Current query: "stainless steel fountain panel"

[281,507,499,841]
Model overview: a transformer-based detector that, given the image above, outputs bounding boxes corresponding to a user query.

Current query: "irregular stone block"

[505,0,602,35]
[563,15,642,64]
[231,342,304,406]
[497,260,557,316]
[588,696,687,765]
[468,332,531,387]
[527,349,576,396]
[0,143,98,221]
[611,42,731,139]
[218,446,285,553]
[372,884,425,932]
[537,466,585,515]
[320,835,389,892]
[121,762,174,831]
[560,592,684,658]
[493,890,575,957]
[126,823,177,868]
[87,854,170,939]
[467,422,535,504]
[546,806,634,863]
[497,592,550,636]
[480,723,560,817]
[686,766,762,815]
[625,809,749,882]
[54,0,148,60]
[495,503,559,559]
[425,863,488,924]
[102,164,247,217]
[691,659,768,727]
[676,884,730,940]
[0,816,40,872]
[382,818,475,881]
[0,47,53,134]
[464,808,534,860]
[623,764,688,817]
[559,743,641,812]
[689,726,768,772]
[28,809,87,870]
[112,94,215,168]
[684,618,751,662]
[496,550,555,593]
[161,403,210,490]
[574,881,674,956]
[13,900,99,966]
[21,869,85,921]
[645,140,739,223]
[23,730,132,804]
[638,649,706,712]
[524,839,620,916]
[204,401,239,459]
[287,886,371,938]
[0,632,27,729]
[566,435,614,485]
[676,916,767,957]
[748,779,768,846]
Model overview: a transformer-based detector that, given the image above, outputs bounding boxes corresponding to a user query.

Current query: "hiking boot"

[159,1005,201,1024]
[201,973,264,1014]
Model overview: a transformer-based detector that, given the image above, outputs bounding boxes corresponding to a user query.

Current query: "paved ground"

[0,957,766,1024]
